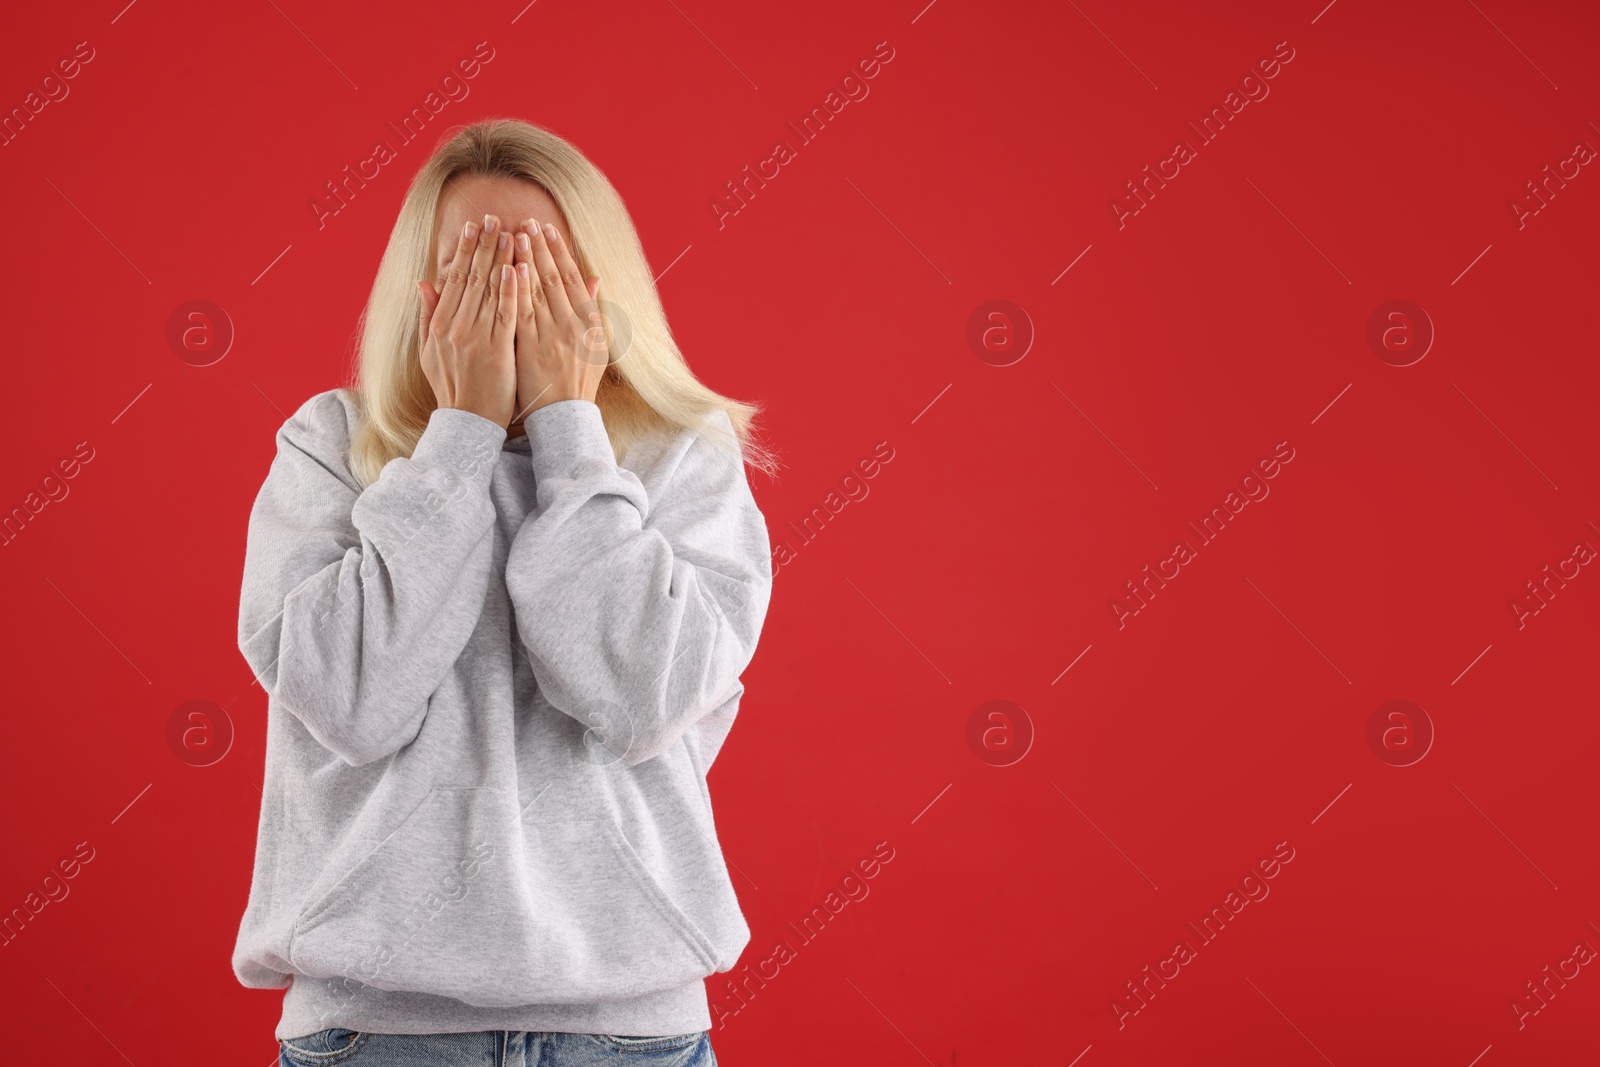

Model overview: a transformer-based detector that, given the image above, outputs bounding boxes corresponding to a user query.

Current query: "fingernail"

[464,220,479,240]
[518,262,529,282]
[484,215,498,234]
[516,233,530,253]
[497,232,509,251]
[502,264,513,281]
[543,223,558,243]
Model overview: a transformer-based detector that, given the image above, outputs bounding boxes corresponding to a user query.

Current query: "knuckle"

[465,266,485,289]
[561,265,583,288]
[540,269,563,289]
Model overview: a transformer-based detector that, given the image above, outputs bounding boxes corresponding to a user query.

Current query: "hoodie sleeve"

[505,399,773,766]
[237,391,508,768]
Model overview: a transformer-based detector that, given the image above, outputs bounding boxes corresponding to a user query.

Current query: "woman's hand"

[417,215,520,428]
[509,219,606,425]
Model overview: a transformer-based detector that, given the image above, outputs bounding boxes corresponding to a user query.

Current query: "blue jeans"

[277,1028,716,1066]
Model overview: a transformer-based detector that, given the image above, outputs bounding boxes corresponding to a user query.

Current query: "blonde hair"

[344,117,777,488]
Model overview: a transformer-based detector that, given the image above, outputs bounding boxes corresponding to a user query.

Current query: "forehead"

[432,173,569,258]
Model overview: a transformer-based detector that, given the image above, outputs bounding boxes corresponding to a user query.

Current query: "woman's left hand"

[510,219,607,424]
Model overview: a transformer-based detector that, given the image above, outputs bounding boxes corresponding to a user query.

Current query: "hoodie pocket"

[285,784,721,1008]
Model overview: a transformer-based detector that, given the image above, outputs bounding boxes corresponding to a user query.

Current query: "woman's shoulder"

[268,388,364,489]
[623,407,751,505]
[274,388,359,448]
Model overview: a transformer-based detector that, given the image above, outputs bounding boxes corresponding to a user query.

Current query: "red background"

[3,1,1598,1064]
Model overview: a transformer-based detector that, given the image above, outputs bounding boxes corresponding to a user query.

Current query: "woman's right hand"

[417,215,519,429]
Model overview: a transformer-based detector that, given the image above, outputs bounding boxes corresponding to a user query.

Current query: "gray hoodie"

[231,389,773,1039]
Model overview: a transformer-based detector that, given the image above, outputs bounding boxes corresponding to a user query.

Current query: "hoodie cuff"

[411,406,507,482]
[525,400,614,481]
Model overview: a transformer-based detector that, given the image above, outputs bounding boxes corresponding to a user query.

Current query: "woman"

[232,118,777,1066]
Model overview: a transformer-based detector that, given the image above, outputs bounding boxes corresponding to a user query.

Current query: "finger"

[494,263,519,347]
[417,279,440,344]
[460,214,500,323]
[542,222,592,325]
[520,220,556,337]
[527,220,573,323]
[512,227,538,328]
[432,219,480,329]
[512,223,535,274]
[580,277,611,367]
[513,244,538,344]
[479,221,514,326]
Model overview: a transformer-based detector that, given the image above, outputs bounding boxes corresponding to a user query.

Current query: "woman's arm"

[504,401,773,766]
[238,216,519,767]
[237,392,507,767]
